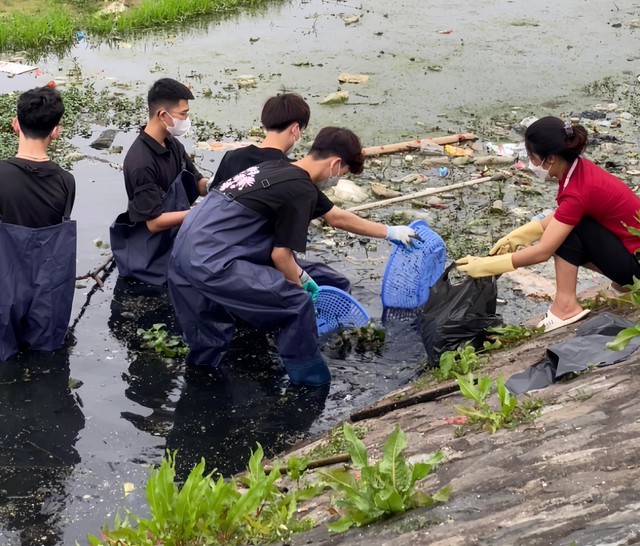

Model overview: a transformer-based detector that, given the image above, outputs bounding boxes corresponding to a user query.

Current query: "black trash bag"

[417,263,503,367]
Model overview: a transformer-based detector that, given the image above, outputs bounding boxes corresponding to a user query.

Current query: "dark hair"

[147,78,194,115]
[524,116,589,163]
[17,87,64,139]
[261,93,310,132]
[309,127,364,174]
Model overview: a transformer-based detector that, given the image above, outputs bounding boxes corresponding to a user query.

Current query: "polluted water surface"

[2,0,640,543]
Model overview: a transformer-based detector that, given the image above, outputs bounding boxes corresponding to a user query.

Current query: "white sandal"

[537,308,591,333]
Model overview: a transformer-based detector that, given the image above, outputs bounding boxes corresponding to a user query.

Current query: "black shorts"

[555,217,640,286]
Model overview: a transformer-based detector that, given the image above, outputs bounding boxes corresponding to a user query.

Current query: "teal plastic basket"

[315,286,371,335]
[381,219,446,309]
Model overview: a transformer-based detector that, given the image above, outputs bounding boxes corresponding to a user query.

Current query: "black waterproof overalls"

[110,170,196,286]
[0,161,76,361]
[167,180,331,387]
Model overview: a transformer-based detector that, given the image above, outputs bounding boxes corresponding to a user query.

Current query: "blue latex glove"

[385,225,422,249]
[299,270,319,303]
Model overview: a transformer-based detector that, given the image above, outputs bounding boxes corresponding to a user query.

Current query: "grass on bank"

[0,0,277,55]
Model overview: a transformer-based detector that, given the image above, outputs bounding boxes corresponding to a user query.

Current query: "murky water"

[1,0,639,544]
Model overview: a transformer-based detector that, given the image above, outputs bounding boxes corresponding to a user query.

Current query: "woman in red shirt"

[457,116,640,332]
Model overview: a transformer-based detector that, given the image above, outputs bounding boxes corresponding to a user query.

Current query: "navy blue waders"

[110,170,196,286]
[0,168,76,361]
[168,186,330,387]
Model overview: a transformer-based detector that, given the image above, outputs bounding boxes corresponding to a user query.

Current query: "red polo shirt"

[555,157,640,254]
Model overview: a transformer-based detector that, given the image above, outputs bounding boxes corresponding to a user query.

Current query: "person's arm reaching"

[146,210,190,233]
[322,206,387,237]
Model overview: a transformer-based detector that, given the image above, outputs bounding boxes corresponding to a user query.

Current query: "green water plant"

[319,423,450,532]
[454,373,543,434]
[89,447,315,546]
[307,423,368,460]
[484,324,543,349]
[433,344,483,381]
[137,323,189,358]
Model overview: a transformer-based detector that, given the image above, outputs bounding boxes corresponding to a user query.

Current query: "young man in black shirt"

[210,92,309,189]
[209,92,352,291]
[168,127,418,387]
[0,86,76,360]
[110,78,209,285]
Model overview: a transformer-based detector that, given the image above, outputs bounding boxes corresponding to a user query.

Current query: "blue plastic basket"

[381,219,446,309]
[315,286,371,335]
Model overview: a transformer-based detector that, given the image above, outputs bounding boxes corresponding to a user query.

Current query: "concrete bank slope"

[280,309,640,546]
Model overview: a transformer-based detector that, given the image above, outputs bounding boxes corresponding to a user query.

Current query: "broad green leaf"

[410,490,435,507]
[327,515,355,533]
[455,373,479,403]
[477,375,493,402]
[606,326,640,351]
[432,484,452,502]
[343,424,368,468]
[374,488,405,512]
[378,426,408,491]
[454,405,486,419]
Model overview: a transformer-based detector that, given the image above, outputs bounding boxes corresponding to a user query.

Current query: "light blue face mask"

[317,160,341,190]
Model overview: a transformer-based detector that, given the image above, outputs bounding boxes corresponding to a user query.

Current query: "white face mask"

[528,159,550,181]
[163,113,191,137]
[318,160,341,189]
[286,125,302,155]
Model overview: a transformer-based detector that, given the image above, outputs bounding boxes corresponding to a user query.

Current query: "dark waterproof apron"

[0,162,76,361]
[109,170,196,286]
[168,180,330,387]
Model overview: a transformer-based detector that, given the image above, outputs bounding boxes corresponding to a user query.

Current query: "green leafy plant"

[89,447,314,546]
[454,373,543,434]
[484,324,543,349]
[137,323,189,358]
[319,424,450,532]
[433,344,483,381]
[307,424,367,460]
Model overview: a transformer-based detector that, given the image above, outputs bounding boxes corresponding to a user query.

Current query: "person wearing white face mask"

[209,93,355,292]
[209,93,310,190]
[457,116,640,332]
[167,127,419,386]
[109,78,209,286]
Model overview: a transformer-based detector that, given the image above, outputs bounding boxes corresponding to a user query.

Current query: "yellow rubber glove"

[489,220,544,256]
[456,254,515,278]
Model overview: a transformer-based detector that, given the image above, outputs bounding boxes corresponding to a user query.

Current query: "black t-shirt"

[211,145,288,189]
[123,128,203,223]
[212,145,335,221]
[0,158,75,228]
[217,160,334,252]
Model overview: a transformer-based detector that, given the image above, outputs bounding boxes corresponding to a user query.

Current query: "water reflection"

[0,349,84,546]
[108,276,329,478]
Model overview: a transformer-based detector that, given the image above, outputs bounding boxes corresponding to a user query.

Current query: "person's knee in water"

[109,77,210,286]
[168,126,420,386]
[456,116,640,332]
[0,86,77,361]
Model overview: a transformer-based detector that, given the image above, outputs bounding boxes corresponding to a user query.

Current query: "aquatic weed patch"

[0,79,146,164]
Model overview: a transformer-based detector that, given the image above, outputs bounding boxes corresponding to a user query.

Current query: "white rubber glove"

[385,225,421,249]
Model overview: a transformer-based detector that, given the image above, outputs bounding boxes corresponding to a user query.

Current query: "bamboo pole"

[346,174,501,213]
[362,133,477,157]
[350,383,459,422]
